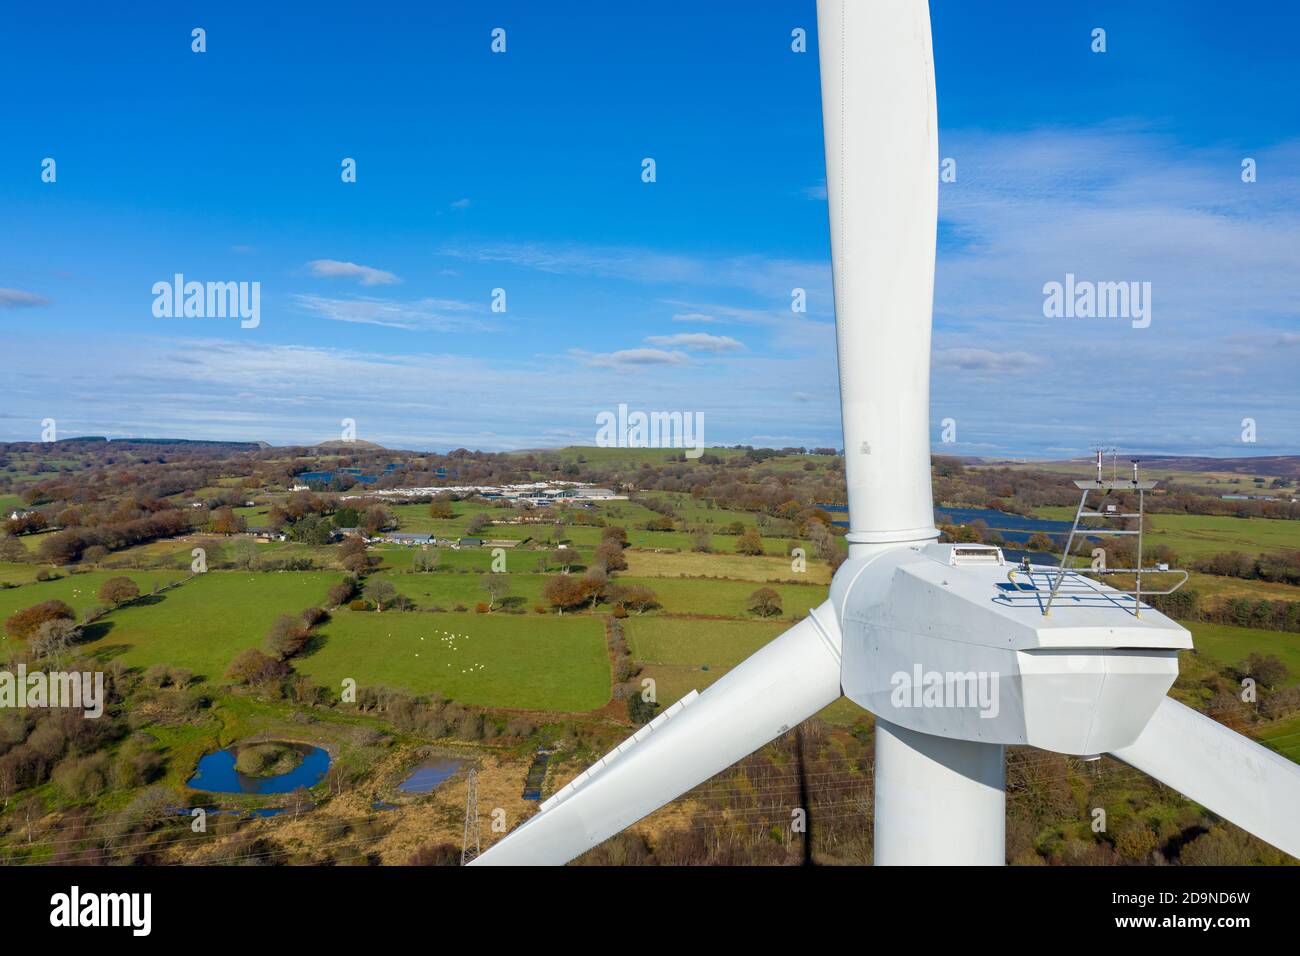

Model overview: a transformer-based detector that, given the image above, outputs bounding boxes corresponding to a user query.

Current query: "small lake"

[187,743,330,795]
[397,757,465,794]
[818,504,1079,539]
[935,507,1091,544]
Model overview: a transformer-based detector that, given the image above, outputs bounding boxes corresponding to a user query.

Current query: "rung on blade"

[537,689,701,814]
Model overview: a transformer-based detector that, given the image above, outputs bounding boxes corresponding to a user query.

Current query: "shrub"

[747,587,782,618]
[30,618,80,660]
[98,575,142,607]
[226,648,291,687]
[143,664,173,688]
[628,695,657,725]
[328,576,359,607]
[409,842,460,865]
[735,530,765,556]
[300,606,328,628]
[52,752,111,800]
[593,541,628,572]
[82,604,110,624]
[5,600,76,641]
[265,614,311,660]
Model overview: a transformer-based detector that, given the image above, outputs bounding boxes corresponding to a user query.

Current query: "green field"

[0,569,188,621]
[76,571,342,679]
[372,545,547,573]
[376,569,826,619]
[624,548,832,584]
[1257,714,1300,762]
[1186,572,1300,604]
[385,571,550,609]
[1145,514,1299,559]
[296,609,610,711]
[1033,509,1298,559]
[625,616,790,668]
[624,615,787,710]
[1185,622,1300,685]
[619,575,826,618]
[623,615,866,726]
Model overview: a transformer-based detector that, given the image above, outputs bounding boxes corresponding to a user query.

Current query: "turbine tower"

[472,0,1300,866]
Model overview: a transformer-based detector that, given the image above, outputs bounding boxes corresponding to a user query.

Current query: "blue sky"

[2,0,1297,457]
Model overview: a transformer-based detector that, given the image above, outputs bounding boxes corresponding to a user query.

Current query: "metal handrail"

[1038,453,1185,618]
[1008,565,1189,597]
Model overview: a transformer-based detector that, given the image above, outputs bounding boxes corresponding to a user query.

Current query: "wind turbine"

[473,0,1300,866]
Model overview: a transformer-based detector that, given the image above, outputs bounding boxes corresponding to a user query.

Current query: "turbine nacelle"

[831,542,1192,754]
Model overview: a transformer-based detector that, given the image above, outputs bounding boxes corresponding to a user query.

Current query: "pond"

[187,742,330,795]
[934,507,1090,545]
[819,504,1082,539]
[396,757,465,795]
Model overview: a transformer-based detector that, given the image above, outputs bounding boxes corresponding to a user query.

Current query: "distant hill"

[0,437,266,449]
[315,439,387,451]
[970,455,1300,479]
[1131,455,1300,478]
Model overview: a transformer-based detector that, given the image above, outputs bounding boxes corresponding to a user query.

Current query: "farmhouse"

[378,532,436,546]
[247,527,287,542]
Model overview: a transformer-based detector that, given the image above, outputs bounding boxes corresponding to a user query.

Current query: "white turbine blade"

[470,603,843,865]
[817,0,939,546]
[1111,696,1300,858]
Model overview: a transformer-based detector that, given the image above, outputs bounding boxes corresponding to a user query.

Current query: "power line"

[461,768,480,865]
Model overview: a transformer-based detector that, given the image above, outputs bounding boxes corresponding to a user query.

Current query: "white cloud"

[440,241,831,302]
[933,348,1045,373]
[577,348,691,368]
[306,259,400,286]
[646,332,745,353]
[293,294,482,331]
[450,198,471,209]
[0,288,49,308]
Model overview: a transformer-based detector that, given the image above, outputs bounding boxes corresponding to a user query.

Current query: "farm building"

[379,532,436,546]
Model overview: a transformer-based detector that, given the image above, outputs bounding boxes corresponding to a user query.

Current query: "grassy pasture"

[375,570,826,619]
[1031,510,1297,559]
[624,616,790,668]
[296,609,609,711]
[0,569,187,621]
[1257,714,1300,762]
[623,548,832,585]
[1185,572,1300,604]
[619,576,826,619]
[624,616,866,726]
[1143,514,1298,559]
[384,571,549,609]
[372,544,586,573]
[76,571,341,679]
[1184,622,1300,685]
